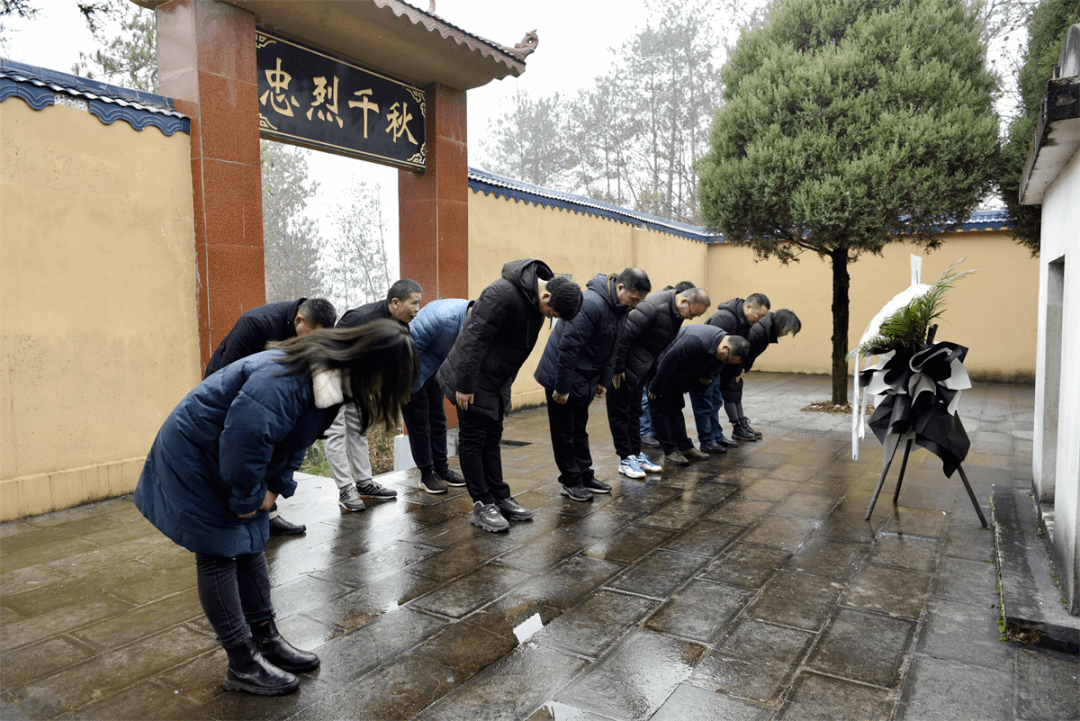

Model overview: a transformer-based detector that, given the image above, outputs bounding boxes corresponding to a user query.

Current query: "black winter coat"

[612,290,685,388]
[650,325,729,399]
[534,273,628,400]
[709,297,755,382]
[337,299,398,329]
[437,259,553,420]
[204,299,305,378]
[707,297,753,339]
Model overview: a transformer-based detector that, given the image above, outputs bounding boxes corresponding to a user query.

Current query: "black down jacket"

[612,289,685,388]
[437,259,552,420]
[204,298,306,378]
[337,298,399,329]
[534,273,629,400]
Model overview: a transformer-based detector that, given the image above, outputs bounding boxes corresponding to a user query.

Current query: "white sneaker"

[636,452,662,473]
[618,455,646,479]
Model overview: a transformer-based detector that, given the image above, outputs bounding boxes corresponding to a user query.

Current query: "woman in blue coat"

[135,320,416,696]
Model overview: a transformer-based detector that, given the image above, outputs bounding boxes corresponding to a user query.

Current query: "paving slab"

[1,373,1073,720]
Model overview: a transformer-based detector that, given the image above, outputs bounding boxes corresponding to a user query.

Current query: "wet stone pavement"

[2,373,1077,720]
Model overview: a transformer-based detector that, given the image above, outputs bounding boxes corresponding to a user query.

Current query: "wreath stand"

[858,326,988,527]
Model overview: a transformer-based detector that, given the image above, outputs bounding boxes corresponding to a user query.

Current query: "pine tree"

[699,0,1000,404]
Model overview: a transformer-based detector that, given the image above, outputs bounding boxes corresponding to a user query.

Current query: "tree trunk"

[830,247,850,405]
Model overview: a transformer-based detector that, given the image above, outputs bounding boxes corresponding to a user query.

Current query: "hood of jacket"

[502,258,553,309]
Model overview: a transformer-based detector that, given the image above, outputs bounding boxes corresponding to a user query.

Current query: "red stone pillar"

[399,83,469,301]
[399,83,469,428]
[156,0,265,368]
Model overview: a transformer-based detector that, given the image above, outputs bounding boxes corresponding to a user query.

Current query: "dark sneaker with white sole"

[419,471,447,494]
[356,480,397,498]
[560,484,593,502]
[440,468,466,486]
[494,496,534,520]
[582,477,611,493]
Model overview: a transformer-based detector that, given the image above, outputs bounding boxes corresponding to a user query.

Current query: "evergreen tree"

[699,0,1000,404]
[998,0,1077,254]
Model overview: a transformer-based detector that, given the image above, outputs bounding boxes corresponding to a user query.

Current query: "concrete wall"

[0,98,200,521]
[1033,148,1080,615]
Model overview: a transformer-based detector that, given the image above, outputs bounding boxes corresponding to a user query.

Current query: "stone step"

[992,485,1080,654]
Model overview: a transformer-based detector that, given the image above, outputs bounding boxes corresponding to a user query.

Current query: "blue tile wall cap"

[468,167,722,244]
[469,167,1012,243]
[0,57,189,136]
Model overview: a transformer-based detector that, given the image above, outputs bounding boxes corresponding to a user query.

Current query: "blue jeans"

[195,551,274,649]
[639,387,655,438]
[690,382,725,446]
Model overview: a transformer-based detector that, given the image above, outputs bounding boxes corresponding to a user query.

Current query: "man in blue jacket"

[649,326,750,466]
[535,268,651,501]
[406,298,473,494]
[438,259,582,532]
[203,297,337,535]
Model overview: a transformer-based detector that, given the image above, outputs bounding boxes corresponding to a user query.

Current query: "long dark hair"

[268,320,417,432]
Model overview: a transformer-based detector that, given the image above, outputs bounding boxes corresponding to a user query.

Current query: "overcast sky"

[1,0,672,286]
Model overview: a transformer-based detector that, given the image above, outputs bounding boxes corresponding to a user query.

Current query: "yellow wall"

[469,187,1040,414]
[706,235,1039,383]
[0,99,200,521]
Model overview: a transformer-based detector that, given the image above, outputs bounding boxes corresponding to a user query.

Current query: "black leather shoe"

[494,496,534,520]
[268,514,306,536]
[251,620,320,673]
[700,442,728,454]
[560,484,593,502]
[224,638,299,696]
[718,436,739,448]
[683,447,710,461]
[640,435,661,448]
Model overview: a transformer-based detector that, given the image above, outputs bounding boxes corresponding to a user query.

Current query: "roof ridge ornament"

[500,31,539,61]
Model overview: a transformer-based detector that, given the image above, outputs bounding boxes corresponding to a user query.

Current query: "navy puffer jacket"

[612,289,685,387]
[135,351,340,557]
[437,259,552,420]
[534,273,628,400]
[650,325,729,398]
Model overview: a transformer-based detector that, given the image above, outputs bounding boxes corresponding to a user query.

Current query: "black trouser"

[545,388,595,487]
[403,376,449,475]
[606,378,645,459]
[195,551,273,649]
[456,405,510,505]
[651,391,693,455]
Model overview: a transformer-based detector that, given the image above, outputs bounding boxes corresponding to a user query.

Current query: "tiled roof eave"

[372,0,527,77]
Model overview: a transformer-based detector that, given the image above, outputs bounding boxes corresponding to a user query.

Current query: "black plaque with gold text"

[256,31,426,169]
